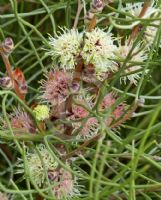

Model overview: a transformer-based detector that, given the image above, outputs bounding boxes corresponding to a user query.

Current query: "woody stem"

[0,52,25,100]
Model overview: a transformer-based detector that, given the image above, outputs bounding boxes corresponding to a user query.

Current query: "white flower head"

[115,39,148,85]
[17,144,58,186]
[48,28,82,70]
[123,2,161,46]
[81,28,117,80]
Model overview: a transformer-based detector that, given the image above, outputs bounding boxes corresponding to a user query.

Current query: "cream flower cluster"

[81,28,117,77]
[17,144,58,186]
[48,28,82,70]
[47,26,151,84]
[122,1,161,46]
[17,144,79,199]
[48,28,117,80]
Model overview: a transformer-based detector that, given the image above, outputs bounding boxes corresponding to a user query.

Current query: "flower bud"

[91,0,104,12]
[2,37,14,55]
[33,105,50,121]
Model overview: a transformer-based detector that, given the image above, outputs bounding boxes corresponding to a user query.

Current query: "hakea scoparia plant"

[1,0,160,199]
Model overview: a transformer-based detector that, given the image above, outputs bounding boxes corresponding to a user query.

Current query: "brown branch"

[87,16,97,32]
[64,56,84,135]
[0,38,25,100]
[62,133,101,160]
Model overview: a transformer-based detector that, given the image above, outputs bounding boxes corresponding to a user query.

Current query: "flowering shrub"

[0,0,161,199]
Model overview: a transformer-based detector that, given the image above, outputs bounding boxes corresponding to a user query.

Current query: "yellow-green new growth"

[33,105,49,121]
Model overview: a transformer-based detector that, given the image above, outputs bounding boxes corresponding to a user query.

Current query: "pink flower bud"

[91,0,104,12]
[2,37,14,55]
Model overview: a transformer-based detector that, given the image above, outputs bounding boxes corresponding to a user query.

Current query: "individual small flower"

[101,92,116,109]
[33,105,49,121]
[41,70,72,106]
[78,117,99,139]
[72,114,99,139]
[101,93,128,127]
[81,28,117,80]
[72,104,89,119]
[0,192,8,200]
[7,108,36,134]
[48,28,82,70]
[113,104,126,119]
[17,144,58,187]
[115,39,148,84]
[69,94,99,139]
[48,168,80,199]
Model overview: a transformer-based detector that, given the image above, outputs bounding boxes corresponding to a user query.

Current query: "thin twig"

[62,133,101,160]
[0,53,25,100]
[0,39,25,100]
[73,0,83,29]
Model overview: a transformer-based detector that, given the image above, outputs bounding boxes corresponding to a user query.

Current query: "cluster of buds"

[85,0,104,22]
[85,0,114,23]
